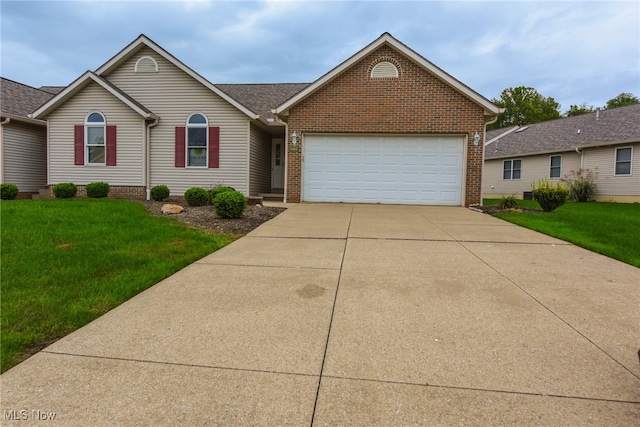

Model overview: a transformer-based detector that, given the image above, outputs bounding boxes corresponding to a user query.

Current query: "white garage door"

[303,135,464,205]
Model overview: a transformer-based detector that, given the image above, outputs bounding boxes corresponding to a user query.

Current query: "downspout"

[481,114,500,206]
[575,146,584,169]
[0,117,9,183]
[145,118,159,200]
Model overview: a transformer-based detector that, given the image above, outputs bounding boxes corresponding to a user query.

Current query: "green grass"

[484,199,640,268]
[1,198,234,372]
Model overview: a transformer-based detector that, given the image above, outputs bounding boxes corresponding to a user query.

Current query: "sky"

[1,0,638,112]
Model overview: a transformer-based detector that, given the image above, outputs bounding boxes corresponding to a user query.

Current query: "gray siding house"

[483,104,640,203]
[0,78,57,196]
[32,36,299,199]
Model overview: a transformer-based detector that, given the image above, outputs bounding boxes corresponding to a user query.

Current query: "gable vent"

[371,61,399,78]
[134,56,158,73]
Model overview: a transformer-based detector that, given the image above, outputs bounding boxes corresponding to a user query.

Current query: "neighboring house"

[483,104,640,202]
[0,78,57,196]
[32,33,502,206]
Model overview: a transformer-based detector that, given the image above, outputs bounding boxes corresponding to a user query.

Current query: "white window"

[85,111,106,165]
[187,113,208,167]
[615,147,632,175]
[550,155,562,178]
[503,159,522,180]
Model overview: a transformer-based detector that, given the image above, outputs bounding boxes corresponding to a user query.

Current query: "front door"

[271,138,284,190]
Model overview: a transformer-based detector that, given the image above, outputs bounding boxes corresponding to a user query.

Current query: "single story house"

[31,32,503,206]
[0,78,57,197]
[483,104,640,203]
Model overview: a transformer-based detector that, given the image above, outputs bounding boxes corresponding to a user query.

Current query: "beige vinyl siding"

[47,83,145,186]
[1,122,47,191]
[583,143,640,197]
[249,123,271,195]
[105,47,251,195]
[483,151,581,197]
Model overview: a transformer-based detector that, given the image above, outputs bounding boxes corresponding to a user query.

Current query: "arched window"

[85,111,106,164]
[371,61,399,78]
[187,113,208,167]
[134,56,159,73]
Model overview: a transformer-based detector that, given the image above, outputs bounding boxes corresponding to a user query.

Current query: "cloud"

[1,0,637,110]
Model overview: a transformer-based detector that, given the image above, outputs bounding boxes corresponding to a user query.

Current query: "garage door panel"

[303,135,464,205]
[441,173,461,185]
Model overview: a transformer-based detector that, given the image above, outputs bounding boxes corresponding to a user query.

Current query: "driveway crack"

[310,204,354,426]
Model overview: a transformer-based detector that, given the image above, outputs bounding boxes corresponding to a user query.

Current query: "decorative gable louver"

[134,56,158,73]
[370,61,398,78]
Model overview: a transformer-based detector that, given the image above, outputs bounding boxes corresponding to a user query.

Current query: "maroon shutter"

[74,125,84,165]
[175,127,186,167]
[208,126,220,168]
[106,125,117,166]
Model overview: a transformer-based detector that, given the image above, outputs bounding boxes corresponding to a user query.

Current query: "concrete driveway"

[2,204,639,425]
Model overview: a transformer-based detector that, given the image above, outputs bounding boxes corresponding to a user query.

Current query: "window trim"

[503,158,522,180]
[549,155,562,179]
[614,146,632,176]
[186,112,208,168]
[371,61,399,78]
[85,111,106,166]
[134,56,159,73]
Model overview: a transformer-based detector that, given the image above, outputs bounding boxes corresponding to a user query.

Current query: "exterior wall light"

[291,132,298,146]
[473,132,480,146]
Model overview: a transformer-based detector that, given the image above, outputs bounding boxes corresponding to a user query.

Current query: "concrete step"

[259,192,284,202]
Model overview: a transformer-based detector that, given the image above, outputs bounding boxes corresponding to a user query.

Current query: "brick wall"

[48,185,147,200]
[285,45,486,206]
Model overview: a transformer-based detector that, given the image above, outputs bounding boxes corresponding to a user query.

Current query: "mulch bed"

[138,200,286,235]
[471,205,542,215]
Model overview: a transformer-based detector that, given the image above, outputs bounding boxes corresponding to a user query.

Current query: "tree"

[489,86,561,130]
[565,103,594,117]
[605,92,639,109]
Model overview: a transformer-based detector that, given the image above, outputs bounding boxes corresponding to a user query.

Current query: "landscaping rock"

[161,204,184,214]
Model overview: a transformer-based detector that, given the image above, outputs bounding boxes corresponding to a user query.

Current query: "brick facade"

[285,45,486,206]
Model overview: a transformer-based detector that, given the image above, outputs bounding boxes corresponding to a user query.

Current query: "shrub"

[209,185,235,204]
[0,183,19,200]
[184,187,209,206]
[85,181,110,198]
[52,182,78,199]
[213,190,247,218]
[150,185,170,201]
[498,195,519,209]
[562,168,598,202]
[531,178,568,212]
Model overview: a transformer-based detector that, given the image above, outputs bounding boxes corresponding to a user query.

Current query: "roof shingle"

[215,83,310,121]
[485,104,640,158]
[1,77,57,118]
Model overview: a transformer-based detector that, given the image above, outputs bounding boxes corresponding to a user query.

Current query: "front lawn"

[1,198,234,372]
[484,199,640,268]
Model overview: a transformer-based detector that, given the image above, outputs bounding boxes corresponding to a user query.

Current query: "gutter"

[145,118,160,200]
